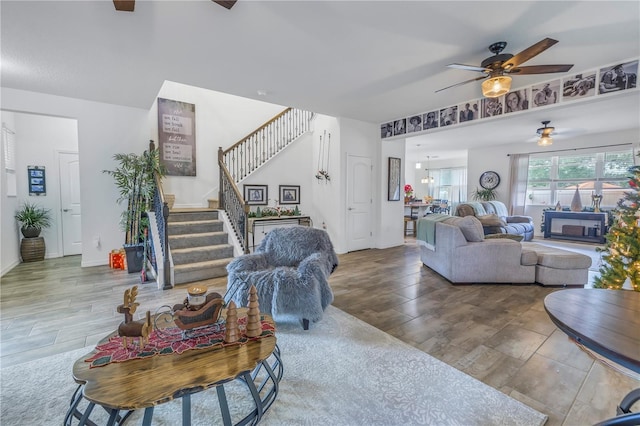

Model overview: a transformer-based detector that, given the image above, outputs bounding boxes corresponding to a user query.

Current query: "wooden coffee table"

[64,313,282,426]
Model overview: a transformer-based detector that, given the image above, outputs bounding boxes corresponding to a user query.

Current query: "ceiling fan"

[525,120,585,145]
[113,0,236,12]
[536,120,555,146]
[436,38,574,98]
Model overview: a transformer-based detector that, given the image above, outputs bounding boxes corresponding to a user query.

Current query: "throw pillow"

[477,214,507,227]
[457,216,485,242]
[485,233,524,242]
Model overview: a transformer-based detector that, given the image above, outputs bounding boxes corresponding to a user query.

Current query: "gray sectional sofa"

[417,215,592,286]
[455,201,535,241]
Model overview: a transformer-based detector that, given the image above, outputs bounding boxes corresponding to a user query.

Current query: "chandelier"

[421,156,435,184]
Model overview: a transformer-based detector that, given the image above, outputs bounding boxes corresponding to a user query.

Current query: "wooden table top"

[544,289,640,373]
[72,313,276,410]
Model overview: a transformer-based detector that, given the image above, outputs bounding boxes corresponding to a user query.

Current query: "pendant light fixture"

[421,156,435,184]
[537,120,555,146]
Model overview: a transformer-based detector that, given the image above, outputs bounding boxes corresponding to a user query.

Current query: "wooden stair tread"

[171,244,232,254]
[174,258,233,270]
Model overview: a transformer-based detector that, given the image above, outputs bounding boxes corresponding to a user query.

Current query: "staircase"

[168,209,234,285]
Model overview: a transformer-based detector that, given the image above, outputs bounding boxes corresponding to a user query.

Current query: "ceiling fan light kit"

[537,120,555,146]
[481,75,512,98]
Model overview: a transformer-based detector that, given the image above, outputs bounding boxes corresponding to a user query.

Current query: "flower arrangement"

[404,184,413,198]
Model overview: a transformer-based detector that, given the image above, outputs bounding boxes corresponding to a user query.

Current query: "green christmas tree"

[593,154,640,292]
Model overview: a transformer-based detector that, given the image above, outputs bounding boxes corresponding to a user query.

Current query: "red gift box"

[109,249,126,270]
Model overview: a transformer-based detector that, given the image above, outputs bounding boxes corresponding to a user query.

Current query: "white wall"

[1,111,19,274]
[13,113,78,260]
[379,138,406,248]
[2,87,151,268]
[150,81,286,207]
[310,115,342,248]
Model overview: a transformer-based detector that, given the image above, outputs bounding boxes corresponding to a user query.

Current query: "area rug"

[0,306,547,425]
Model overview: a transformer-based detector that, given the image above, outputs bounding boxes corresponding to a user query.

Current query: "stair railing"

[222,108,314,184]
[152,173,172,289]
[218,107,314,253]
[219,162,250,253]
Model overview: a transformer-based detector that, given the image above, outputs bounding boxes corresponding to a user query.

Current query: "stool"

[404,217,417,237]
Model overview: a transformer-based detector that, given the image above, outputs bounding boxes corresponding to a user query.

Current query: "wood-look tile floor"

[1,240,638,425]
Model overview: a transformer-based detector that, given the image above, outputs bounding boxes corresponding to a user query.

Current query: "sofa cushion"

[529,246,592,269]
[444,216,484,242]
[485,233,523,242]
[477,214,507,227]
[482,201,510,218]
[520,249,539,266]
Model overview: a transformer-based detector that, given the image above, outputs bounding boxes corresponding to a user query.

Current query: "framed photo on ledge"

[243,184,268,205]
[279,185,300,204]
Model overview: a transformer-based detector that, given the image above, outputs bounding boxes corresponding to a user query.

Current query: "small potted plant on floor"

[15,201,52,238]
[15,201,52,262]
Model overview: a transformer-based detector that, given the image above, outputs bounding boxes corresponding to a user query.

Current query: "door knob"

[63,209,70,212]
[348,207,354,211]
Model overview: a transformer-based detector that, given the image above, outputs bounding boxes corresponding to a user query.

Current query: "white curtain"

[508,154,529,215]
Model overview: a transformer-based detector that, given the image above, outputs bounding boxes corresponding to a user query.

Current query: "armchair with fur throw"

[225,226,339,330]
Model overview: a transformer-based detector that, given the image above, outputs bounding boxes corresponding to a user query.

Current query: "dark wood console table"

[543,211,607,244]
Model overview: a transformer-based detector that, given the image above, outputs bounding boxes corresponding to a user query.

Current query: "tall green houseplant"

[104,144,165,246]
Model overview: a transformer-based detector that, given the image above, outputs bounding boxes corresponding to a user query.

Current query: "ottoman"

[522,243,593,286]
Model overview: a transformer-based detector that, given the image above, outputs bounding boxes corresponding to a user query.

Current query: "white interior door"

[59,152,82,255]
[346,155,372,252]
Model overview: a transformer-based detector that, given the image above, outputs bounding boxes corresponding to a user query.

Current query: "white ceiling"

[2,1,639,160]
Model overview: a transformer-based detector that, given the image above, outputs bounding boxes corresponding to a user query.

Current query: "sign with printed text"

[158,98,196,176]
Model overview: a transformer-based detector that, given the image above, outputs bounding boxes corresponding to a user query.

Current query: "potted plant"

[15,201,52,262]
[472,187,497,201]
[104,143,165,273]
[15,201,52,238]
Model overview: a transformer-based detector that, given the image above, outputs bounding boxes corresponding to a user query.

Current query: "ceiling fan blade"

[113,0,135,12]
[213,0,237,9]
[435,75,488,93]
[503,38,558,70]
[509,64,574,75]
[447,63,489,73]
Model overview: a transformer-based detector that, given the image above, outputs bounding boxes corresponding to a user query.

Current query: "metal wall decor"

[28,166,46,196]
[315,130,330,182]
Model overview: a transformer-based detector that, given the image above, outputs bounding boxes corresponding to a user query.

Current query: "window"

[526,149,634,208]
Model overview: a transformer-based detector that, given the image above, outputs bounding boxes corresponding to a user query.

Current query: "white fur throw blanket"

[226,226,338,324]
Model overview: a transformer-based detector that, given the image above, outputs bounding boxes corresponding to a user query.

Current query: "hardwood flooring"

[1,240,638,425]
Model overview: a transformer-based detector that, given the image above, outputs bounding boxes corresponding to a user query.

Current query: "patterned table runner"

[85,316,275,368]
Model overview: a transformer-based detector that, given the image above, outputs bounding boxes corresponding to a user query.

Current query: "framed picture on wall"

[28,166,46,196]
[243,184,268,205]
[279,185,300,204]
[388,157,401,201]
